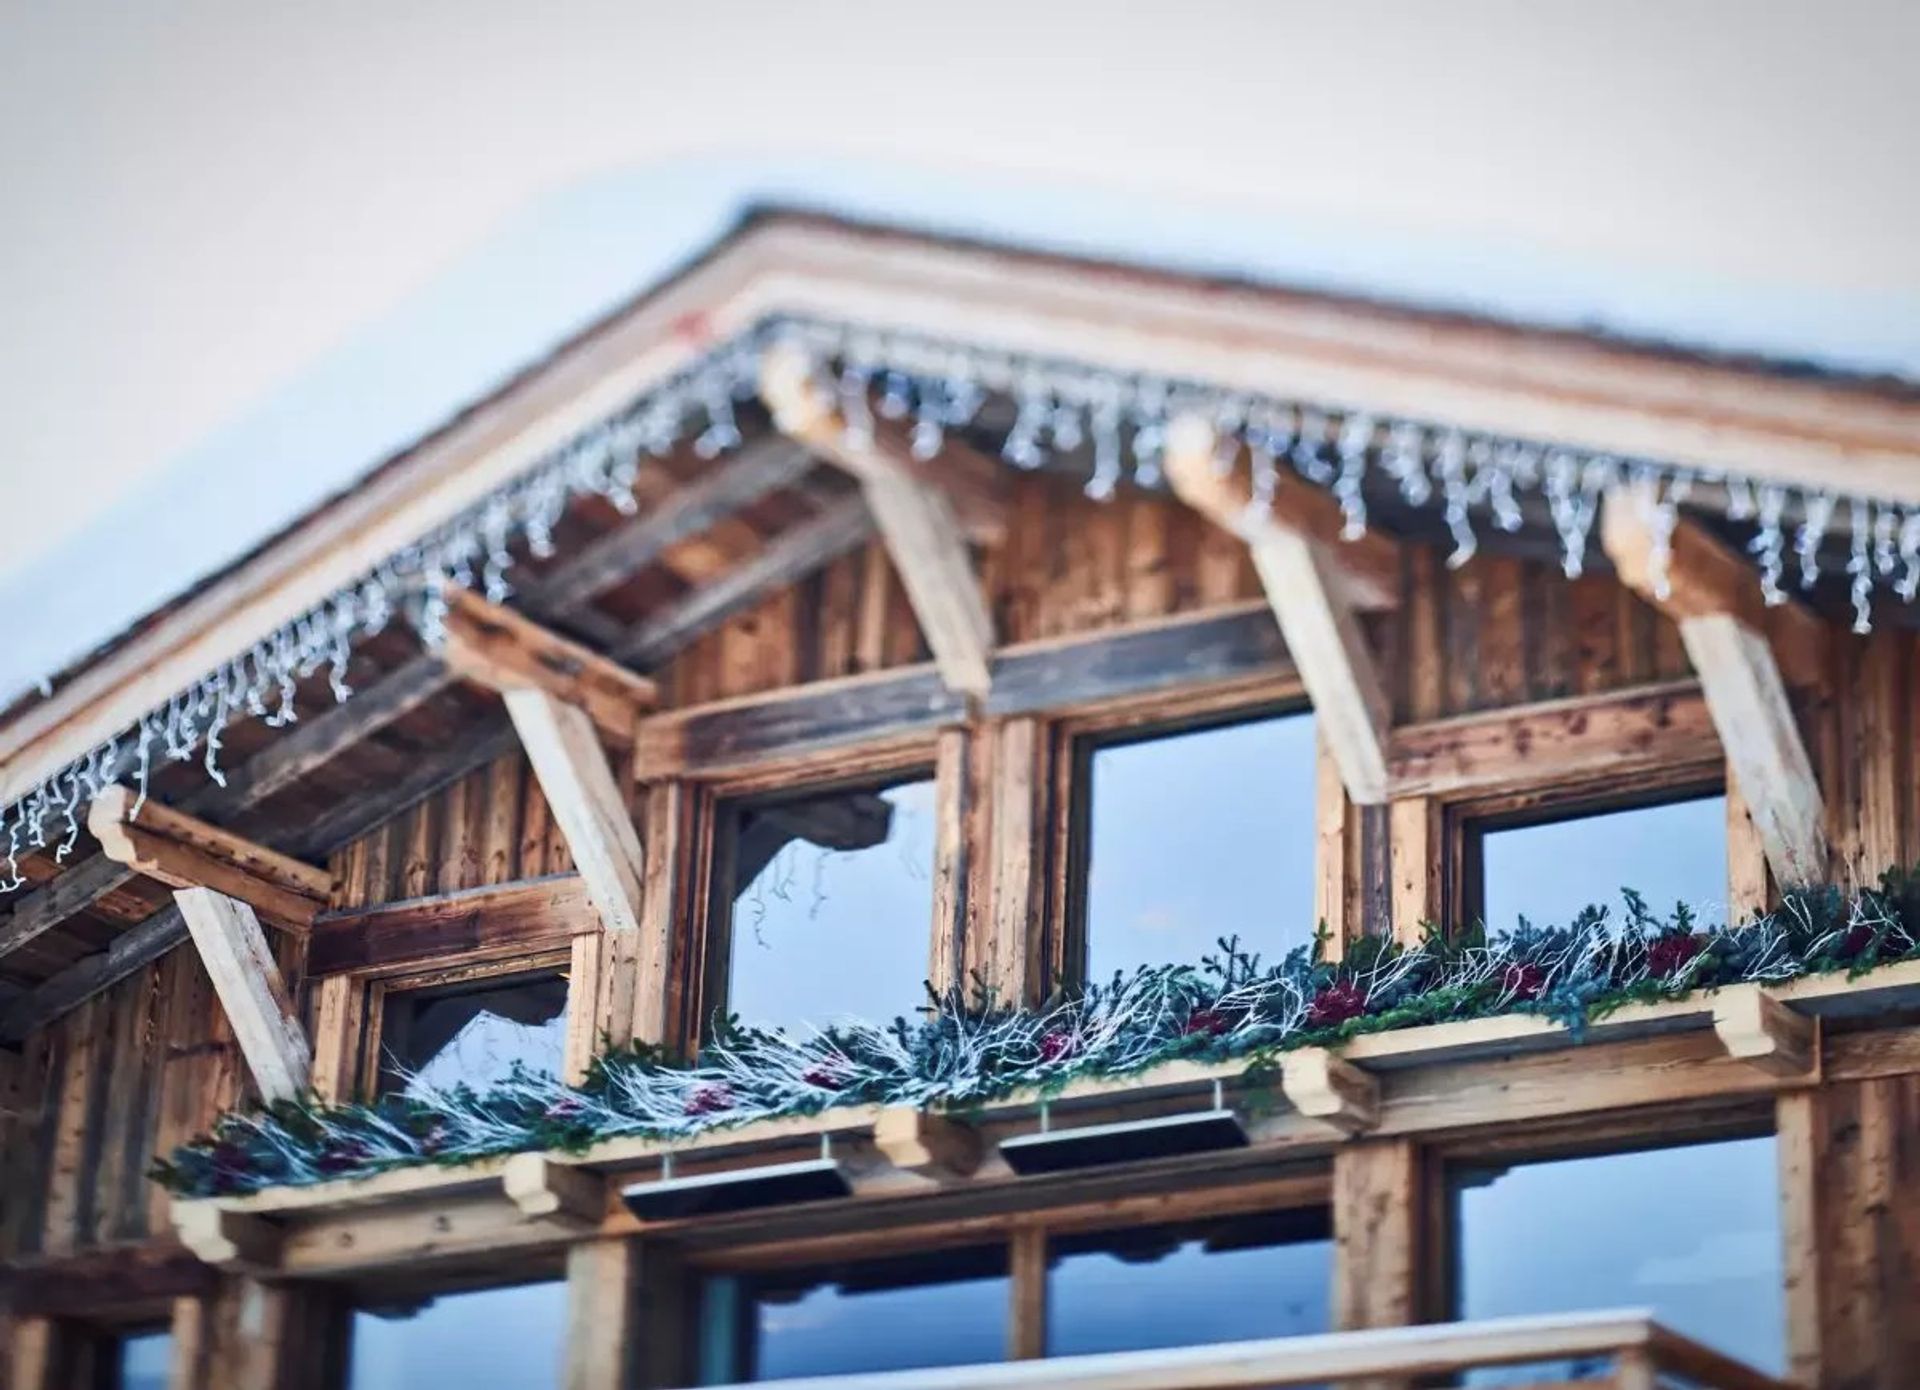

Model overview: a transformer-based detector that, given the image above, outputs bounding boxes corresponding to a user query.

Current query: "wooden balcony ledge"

[696,1309,1791,1390]
[170,962,1920,1278]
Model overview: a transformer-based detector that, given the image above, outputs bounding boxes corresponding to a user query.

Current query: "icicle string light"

[2,315,1915,902]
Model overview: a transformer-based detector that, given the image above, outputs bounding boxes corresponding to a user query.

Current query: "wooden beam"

[760,341,996,698]
[1601,491,1829,884]
[615,497,875,668]
[440,586,658,744]
[87,785,329,930]
[1711,985,1816,1077]
[1281,1047,1381,1136]
[506,690,647,941]
[636,602,1292,778]
[1167,414,1392,803]
[174,887,312,1102]
[306,875,593,976]
[1387,680,1718,799]
[0,1241,218,1319]
[514,437,819,629]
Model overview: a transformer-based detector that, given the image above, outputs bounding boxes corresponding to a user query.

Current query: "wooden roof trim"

[8,210,1920,812]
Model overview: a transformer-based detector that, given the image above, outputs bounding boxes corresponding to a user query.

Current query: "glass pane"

[1479,794,1726,931]
[1452,1135,1784,1382]
[349,1280,566,1390]
[117,1333,171,1390]
[724,779,936,1032]
[1085,712,1317,980]
[378,969,569,1096]
[704,1246,1009,1382]
[1048,1209,1331,1356]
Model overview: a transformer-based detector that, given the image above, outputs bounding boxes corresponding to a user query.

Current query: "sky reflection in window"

[706,1246,1009,1381]
[1084,712,1317,982]
[349,1280,566,1390]
[380,971,568,1097]
[117,1332,170,1390]
[1479,794,1726,932]
[1452,1135,1783,1382]
[1048,1209,1331,1356]
[724,779,936,1034]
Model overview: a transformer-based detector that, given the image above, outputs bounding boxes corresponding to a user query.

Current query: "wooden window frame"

[353,948,574,1100]
[1446,765,1729,936]
[1050,687,1317,994]
[685,737,944,1053]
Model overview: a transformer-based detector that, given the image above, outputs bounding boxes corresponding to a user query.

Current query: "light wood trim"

[440,586,658,744]
[1167,415,1391,804]
[174,887,312,1102]
[1601,493,1828,885]
[87,785,328,930]
[761,340,996,697]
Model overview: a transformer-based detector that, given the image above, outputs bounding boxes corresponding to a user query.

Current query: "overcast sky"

[1,1,1916,699]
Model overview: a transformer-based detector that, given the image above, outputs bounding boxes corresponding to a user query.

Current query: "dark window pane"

[1452,1136,1783,1382]
[722,779,936,1032]
[378,969,569,1097]
[1480,794,1726,931]
[702,1246,1008,1382]
[116,1333,170,1390]
[349,1281,565,1389]
[1048,1208,1331,1357]
[1084,712,1317,980]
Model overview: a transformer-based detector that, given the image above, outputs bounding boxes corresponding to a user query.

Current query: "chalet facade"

[2,211,1918,1389]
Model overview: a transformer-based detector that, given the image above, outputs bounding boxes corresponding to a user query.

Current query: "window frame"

[1446,766,1729,936]
[358,948,574,1099]
[1050,684,1317,994]
[693,749,943,1049]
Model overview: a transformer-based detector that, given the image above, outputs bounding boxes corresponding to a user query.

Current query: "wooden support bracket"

[440,585,659,744]
[174,887,313,1102]
[760,340,997,698]
[174,1204,283,1271]
[1601,487,1829,885]
[1166,414,1394,803]
[501,1152,608,1225]
[1710,985,1817,1078]
[870,1107,985,1180]
[88,785,328,930]
[1280,1047,1381,1136]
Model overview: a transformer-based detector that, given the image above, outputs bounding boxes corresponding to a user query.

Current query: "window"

[1047,1208,1331,1356]
[375,964,569,1097]
[1078,710,1318,982]
[699,1245,1009,1382]
[348,1280,567,1390]
[112,1331,170,1390]
[1450,1134,1783,1381]
[1471,791,1727,932]
[711,776,937,1033]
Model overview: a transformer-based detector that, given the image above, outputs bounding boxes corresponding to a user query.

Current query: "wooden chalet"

[2,209,1919,1389]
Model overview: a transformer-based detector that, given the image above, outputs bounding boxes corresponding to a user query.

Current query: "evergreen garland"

[152,869,1920,1199]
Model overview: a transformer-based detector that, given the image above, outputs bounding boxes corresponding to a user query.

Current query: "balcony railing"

[699,1309,1794,1390]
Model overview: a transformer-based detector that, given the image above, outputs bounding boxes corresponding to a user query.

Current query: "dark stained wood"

[1,1240,218,1319]
[0,905,187,1044]
[305,875,593,976]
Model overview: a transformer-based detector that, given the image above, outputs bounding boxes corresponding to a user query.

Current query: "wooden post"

[307,974,365,1104]
[1315,736,1354,963]
[7,1316,67,1390]
[1388,796,1442,947]
[167,1293,214,1390]
[175,888,312,1102]
[566,1238,639,1390]
[1332,1138,1426,1390]
[1775,1090,1824,1389]
[1008,1226,1049,1361]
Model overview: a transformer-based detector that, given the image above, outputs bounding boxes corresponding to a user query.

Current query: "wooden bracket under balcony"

[1710,984,1817,1078]
[174,1205,282,1271]
[503,1152,609,1226]
[870,1107,986,1180]
[1279,1047,1381,1136]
